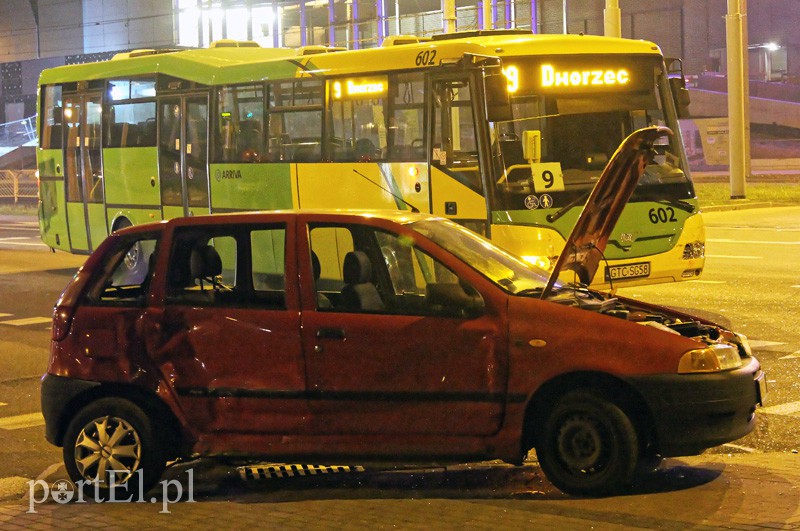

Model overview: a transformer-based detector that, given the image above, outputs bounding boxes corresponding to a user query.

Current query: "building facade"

[0,0,797,123]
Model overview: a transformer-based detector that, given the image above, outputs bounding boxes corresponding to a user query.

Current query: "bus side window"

[269,80,323,163]
[328,84,387,162]
[215,84,265,163]
[387,73,425,162]
[41,85,63,150]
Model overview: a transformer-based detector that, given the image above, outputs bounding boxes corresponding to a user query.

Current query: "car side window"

[166,225,286,309]
[85,235,159,306]
[375,231,480,317]
[308,223,480,317]
[308,225,354,311]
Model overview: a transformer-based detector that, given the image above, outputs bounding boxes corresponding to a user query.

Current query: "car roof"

[114,209,439,235]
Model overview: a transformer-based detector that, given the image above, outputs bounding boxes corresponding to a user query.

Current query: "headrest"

[190,244,222,279]
[342,251,372,284]
[311,250,321,281]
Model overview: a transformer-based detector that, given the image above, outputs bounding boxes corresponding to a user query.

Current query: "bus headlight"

[522,255,554,270]
[677,344,742,373]
[682,241,704,260]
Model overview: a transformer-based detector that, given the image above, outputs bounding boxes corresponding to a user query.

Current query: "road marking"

[708,238,800,245]
[760,401,800,417]
[0,237,30,241]
[0,403,7,407]
[721,443,756,453]
[748,340,785,349]
[0,313,11,318]
[779,351,800,360]
[705,255,762,259]
[0,412,44,430]
[688,280,726,284]
[0,241,48,248]
[0,317,52,326]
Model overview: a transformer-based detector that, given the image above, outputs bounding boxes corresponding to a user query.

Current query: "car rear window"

[83,233,160,306]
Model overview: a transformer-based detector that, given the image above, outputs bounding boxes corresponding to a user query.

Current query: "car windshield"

[409,218,554,295]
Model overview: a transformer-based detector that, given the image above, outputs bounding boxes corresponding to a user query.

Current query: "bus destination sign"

[331,76,388,100]
[502,56,653,95]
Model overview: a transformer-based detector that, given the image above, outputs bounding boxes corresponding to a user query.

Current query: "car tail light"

[52,306,75,341]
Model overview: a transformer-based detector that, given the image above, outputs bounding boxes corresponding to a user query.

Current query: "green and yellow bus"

[37,29,704,288]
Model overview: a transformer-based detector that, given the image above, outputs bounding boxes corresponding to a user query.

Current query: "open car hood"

[541,126,672,299]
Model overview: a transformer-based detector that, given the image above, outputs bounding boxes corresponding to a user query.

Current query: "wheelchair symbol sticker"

[524,195,539,210]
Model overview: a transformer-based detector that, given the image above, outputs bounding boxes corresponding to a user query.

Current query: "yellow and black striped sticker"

[239,464,365,480]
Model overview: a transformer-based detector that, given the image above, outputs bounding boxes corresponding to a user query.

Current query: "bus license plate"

[605,262,651,281]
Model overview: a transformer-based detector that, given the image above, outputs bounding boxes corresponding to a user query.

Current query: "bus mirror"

[522,130,541,163]
[669,77,691,119]
[484,72,512,122]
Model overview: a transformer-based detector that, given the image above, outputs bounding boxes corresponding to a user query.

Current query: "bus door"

[159,94,210,219]
[63,91,105,252]
[427,73,490,236]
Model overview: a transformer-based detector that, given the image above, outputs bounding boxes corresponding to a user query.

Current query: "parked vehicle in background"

[37,29,703,290]
[41,129,763,497]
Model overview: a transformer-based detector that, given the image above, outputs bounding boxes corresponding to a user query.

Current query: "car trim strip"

[176,387,527,403]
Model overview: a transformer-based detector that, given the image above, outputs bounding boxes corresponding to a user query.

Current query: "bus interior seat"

[138,119,156,146]
[292,142,320,162]
[354,138,377,161]
[237,120,263,156]
[499,139,532,186]
[340,251,384,312]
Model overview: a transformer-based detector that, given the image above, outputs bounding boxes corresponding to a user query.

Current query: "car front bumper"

[626,356,763,457]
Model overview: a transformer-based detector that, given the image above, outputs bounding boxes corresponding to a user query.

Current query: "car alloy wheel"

[63,398,164,495]
[73,415,142,485]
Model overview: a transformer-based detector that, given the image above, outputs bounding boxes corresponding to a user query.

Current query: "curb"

[700,201,775,212]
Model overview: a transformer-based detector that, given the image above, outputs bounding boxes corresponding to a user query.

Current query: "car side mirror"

[425,282,485,318]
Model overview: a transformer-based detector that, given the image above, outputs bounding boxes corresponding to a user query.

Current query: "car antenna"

[352,169,419,213]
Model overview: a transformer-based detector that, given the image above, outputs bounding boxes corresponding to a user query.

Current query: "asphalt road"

[0,208,799,501]
[617,205,800,454]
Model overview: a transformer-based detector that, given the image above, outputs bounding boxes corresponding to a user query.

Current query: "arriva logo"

[541,64,630,88]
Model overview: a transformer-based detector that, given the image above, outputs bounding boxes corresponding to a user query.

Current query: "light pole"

[604,0,621,38]
[726,0,748,199]
[443,0,456,34]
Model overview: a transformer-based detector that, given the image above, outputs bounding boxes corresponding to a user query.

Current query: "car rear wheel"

[537,390,638,496]
[63,398,164,497]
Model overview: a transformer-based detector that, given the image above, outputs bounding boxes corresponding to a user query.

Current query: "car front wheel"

[537,390,639,496]
[63,398,164,497]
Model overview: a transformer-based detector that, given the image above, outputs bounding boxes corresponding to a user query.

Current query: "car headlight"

[677,344,742,374]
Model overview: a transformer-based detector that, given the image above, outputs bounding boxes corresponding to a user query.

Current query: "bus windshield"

[491,55,693,211]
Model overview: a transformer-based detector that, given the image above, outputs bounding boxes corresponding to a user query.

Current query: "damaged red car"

[42,127,766,496]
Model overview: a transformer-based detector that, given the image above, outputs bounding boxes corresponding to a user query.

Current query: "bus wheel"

[537,390,638,496]
[63,398,165,497]
[113,218,146,277]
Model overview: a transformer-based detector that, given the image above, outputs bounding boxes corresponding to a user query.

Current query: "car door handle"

[316,327,346,340]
